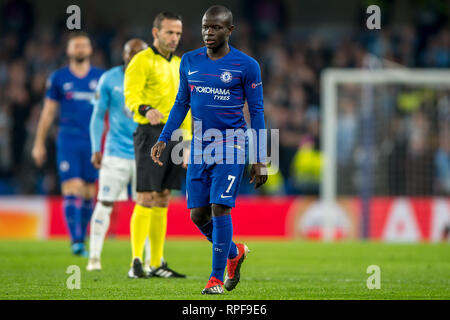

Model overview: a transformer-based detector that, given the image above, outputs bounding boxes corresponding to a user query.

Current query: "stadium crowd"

[0,0,449,196]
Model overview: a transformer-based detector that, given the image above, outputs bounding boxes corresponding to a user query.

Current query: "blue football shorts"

[56,135,98,183]
[186,139,248,209]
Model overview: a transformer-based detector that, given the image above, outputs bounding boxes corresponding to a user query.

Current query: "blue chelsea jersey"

[159,45,265,143]
[90,66,137,159]
[46,66,104,140]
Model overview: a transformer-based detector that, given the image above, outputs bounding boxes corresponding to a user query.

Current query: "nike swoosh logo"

[188,70,199,75]
[220,194,232,198]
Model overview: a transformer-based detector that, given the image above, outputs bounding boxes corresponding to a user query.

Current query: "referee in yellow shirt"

[124,12,191,278]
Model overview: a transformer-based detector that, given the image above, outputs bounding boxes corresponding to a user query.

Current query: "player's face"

[67,36,92,63]
[202,15,233,49]
[154,19,182,53]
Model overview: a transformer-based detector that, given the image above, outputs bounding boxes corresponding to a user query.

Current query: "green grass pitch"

[0,239,449,300]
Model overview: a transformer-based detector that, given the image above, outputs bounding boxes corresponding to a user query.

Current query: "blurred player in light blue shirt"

[86,39,149,271]
[90,62,137,160]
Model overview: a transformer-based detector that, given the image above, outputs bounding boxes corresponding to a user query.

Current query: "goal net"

[320,68,450,241]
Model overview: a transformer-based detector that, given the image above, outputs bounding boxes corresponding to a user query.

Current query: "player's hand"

[32,144,46,168]
[182,146,190,169]
[151,141,166,166]
[145,109,164,125]
[249,163,268,189]
[91,152,103,169]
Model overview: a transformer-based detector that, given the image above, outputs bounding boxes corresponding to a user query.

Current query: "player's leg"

[79,146,99,246]
[144,237,151,273]
[88,197,114,269]
[80,183,96,242]
[86,199,113,271]
[201,163,247,294]
[87,156,132,270]
[185,162,223,293]
[57,139,86,255]
[61,178,85,255]
[190,204,212,241]
[210,204,233,279]
[190,204,238,260]
[187,162,212,227]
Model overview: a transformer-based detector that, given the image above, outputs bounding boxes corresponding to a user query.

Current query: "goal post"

[320,68,450,242]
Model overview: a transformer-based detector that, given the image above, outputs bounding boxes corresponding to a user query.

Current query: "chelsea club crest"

[220,71,233,83]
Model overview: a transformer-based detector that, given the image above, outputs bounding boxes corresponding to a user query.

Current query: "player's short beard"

[73,55,87,64]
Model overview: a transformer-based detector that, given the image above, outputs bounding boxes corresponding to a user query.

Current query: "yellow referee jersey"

[124,46,192,139]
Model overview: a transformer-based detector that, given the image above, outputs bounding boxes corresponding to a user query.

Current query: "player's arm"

[32,98,59,167]
[89,74,110,169]
[152,56,191,166]
[32,72,60,167]
[243,59,268,188]
[124,53,164,125]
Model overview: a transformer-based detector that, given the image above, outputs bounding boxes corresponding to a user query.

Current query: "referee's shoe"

[128,258,148,278]
[149,261,186,278]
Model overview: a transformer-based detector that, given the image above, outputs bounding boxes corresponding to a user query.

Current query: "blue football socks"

[198,220,238,260]
[210,215,234,281]
[80,198,94,242]
[63,195,80,243]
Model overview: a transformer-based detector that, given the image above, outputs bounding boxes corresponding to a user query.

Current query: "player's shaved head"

[202,5,234,53]
[124,38,148,53]
[203,5,233,27]
[123,38,148,67]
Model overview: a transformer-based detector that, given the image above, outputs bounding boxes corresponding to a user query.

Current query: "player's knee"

[190,208,210,226]
[136,192,153,208]
[211,204,231,217]
[190,211,202,226]
[61,179,84,197]
[83,183,97,199]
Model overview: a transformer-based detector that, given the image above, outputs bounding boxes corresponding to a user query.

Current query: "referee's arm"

[123,53,149,117]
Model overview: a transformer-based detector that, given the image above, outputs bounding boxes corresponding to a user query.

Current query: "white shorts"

[97,156,136,202]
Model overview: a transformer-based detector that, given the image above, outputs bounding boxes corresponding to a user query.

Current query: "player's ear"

[228,25,234,36]
[66,41,72,56]
[152,27,159,40]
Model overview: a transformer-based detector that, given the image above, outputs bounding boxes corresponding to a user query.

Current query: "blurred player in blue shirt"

[32,32,103,256]
[151,6,268,294]
[86,39,149,272]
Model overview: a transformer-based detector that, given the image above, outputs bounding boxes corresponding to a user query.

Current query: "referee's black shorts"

[133,123,186,192]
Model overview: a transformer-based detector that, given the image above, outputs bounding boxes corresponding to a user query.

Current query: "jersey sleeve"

[89,73,109,154]
[45,71,61,101]
[124,52,151,114]
[243,59,266,163]
[158,55,191,144]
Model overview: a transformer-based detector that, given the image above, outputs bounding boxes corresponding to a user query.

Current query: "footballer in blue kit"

[32,32,103,256]
[151,6,268,294]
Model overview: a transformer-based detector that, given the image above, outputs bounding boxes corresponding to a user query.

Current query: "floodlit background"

[0,0,449,241]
